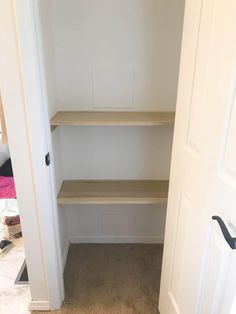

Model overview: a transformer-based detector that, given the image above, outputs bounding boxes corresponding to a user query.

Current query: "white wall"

[0,0,50,305]
[50,0,184,111]
[67,204,166,243]
[60,126,173,180]
[38,1,69,264]
[38,0,184,245]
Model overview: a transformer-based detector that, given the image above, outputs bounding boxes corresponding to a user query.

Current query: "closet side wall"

[38,0,69,264]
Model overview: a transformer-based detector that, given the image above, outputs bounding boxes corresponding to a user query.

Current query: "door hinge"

[45,152,50,166]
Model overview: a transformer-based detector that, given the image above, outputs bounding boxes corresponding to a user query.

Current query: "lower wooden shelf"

[50,111,175,127]
[57,180,169,205]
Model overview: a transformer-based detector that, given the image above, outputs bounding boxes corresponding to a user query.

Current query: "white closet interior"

[37,0,185,264]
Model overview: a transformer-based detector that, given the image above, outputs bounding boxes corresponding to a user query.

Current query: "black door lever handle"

[212,216,236,249]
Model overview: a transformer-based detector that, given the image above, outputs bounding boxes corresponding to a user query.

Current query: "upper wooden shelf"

[57,180,169,205]
[50,111,175,128]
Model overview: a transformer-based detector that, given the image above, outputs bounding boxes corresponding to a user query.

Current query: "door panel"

[199,226,231,314]
[159,0,236,313]
[185,0,214,156]
[220,87,236,183]
[168,193,192,312]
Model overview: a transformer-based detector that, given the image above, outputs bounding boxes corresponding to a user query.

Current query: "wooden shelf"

[51,111,175,128]
[57,180,169,205]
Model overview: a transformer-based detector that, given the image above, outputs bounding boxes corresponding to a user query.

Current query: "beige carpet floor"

[36,244,163,314]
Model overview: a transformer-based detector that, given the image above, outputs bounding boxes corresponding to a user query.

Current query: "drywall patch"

[93,66,134,109]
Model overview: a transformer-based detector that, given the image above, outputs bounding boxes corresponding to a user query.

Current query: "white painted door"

[159,1,236,313]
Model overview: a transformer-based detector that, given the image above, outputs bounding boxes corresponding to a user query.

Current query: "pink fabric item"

[0,176,16,199]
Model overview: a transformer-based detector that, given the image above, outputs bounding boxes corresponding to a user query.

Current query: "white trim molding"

[28,301,50,311]
[0,0,64,310]
[62,242,70,271]
[70,236,164,244]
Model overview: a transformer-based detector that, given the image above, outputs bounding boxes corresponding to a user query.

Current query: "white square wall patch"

[93,66,134,109]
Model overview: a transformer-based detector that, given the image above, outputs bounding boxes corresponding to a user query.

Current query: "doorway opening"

[35,0,185,310]
[7,0,185,311]
[0,96,30,313]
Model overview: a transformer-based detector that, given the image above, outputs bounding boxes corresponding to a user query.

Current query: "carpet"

[36,244,163,314]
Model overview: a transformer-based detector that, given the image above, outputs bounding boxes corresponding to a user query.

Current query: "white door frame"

[0,0,64,310]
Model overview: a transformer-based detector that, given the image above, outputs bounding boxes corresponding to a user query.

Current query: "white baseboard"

[70,235,164,244]
[62,241,70,271]
[28,301,50,311]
